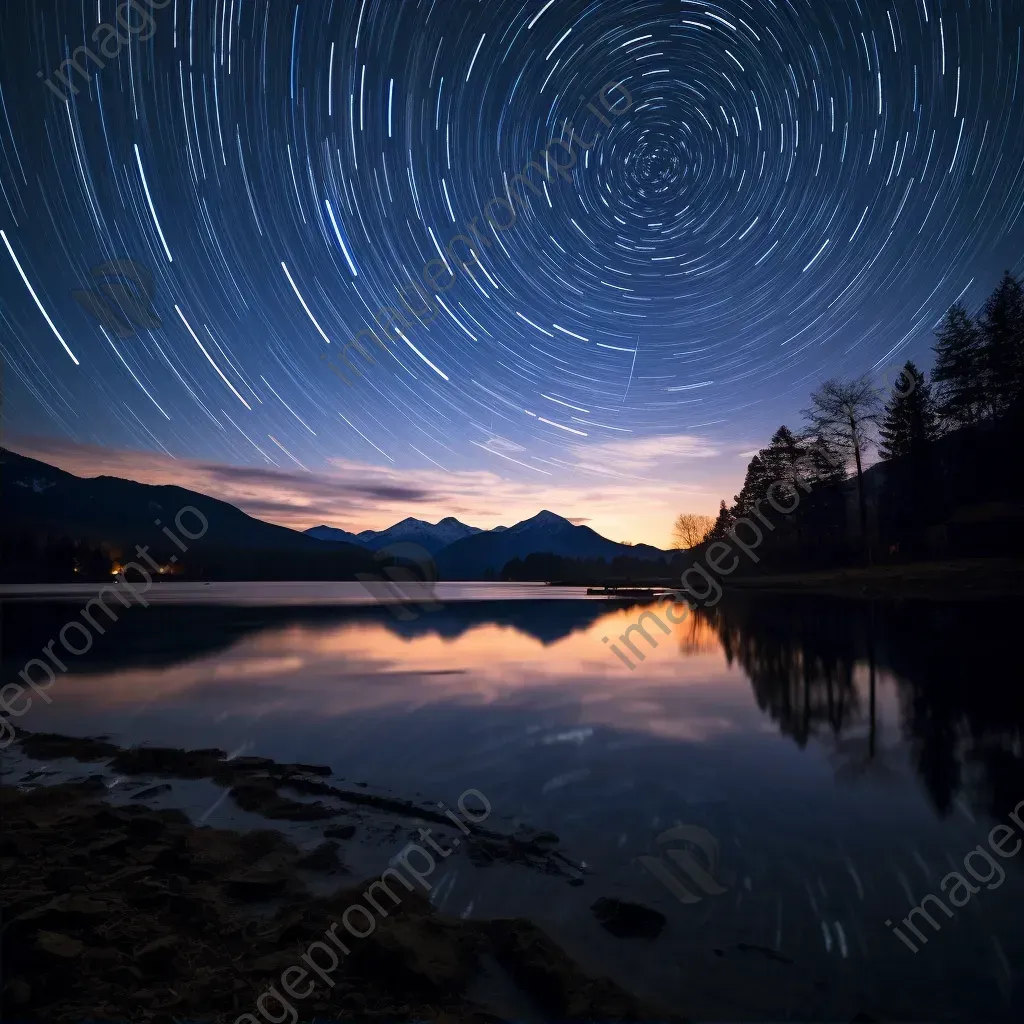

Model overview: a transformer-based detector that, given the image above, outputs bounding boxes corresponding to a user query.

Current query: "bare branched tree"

[672,512,716,550]
[803,376,882,555]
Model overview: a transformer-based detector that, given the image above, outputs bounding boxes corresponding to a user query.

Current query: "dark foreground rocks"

[9,728,586,879]
[0,773,680,1021]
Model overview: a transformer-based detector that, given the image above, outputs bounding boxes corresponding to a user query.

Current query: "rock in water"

[590,897,666,939]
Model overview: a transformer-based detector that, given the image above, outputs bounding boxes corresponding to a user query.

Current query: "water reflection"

[701,595,1024,823]
[2,598,747,748]
[4,591,1024,1019]
[4,594,1024,823]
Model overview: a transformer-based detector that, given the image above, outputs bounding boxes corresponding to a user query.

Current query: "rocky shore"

[0,728,680,1023]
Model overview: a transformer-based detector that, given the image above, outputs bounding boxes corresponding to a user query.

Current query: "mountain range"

[308,511,667,578]
[1,447,668,581]
[307,516,482,554]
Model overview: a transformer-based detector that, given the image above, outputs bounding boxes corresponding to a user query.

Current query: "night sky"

[1,0,1023,546]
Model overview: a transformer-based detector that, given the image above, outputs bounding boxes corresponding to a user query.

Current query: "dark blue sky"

[1,0,1022,545]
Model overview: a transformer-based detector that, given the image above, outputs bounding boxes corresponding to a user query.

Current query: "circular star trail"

[1,0,1022,481]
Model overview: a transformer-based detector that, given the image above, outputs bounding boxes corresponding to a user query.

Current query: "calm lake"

[3,584,1023,1022]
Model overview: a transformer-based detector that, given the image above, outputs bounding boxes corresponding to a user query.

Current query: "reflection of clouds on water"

[24,602,759,747]
[212,656,305,679]
[542,768,592,794]
[541,727,594,746]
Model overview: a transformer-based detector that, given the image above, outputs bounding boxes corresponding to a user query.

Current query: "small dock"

[586,586,664,599]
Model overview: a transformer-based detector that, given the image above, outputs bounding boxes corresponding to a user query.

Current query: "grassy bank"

[724,558,1024,600]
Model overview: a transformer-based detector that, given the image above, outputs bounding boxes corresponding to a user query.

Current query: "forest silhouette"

[698,270,1024,568]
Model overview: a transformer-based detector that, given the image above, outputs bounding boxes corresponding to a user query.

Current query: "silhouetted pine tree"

[932,303,986,428]
[761,425,813,496]
[879,362,936,460]
[978,271,1024,414]
[802,432,847,486]
[708,499,735,541]
[732,454,773,519]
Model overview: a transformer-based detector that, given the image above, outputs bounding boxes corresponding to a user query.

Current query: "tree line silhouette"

[1,532,122,582]
[0,528,381,583]
[700,270,1024,566]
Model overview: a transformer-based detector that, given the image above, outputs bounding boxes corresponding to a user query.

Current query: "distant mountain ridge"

[433,510,667,579]
[1,447,669,582]
[307,516,482,555]
[307,509,668,577]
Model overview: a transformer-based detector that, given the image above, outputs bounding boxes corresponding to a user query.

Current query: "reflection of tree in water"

[882,600,1024,822]
[671,607,722,656]
[706,598,862,749]
[700,596,1024,819]
[828,621,901,787]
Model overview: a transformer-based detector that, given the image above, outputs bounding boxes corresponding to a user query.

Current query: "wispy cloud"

[572,433,721,473]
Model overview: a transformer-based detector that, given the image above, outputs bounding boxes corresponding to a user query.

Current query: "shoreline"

[721,558,1024,600]
[0,727,675,1023]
